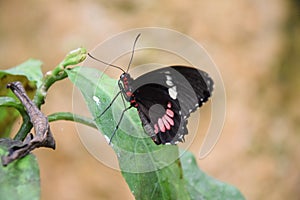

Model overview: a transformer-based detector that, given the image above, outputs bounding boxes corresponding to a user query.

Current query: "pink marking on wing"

[162,116,171,130]
[166,109,174,117]
[126,91,132,97]
[167,102,172,108]
[164,114,174,126]
[154,124,159,134]
[158,118,166,132]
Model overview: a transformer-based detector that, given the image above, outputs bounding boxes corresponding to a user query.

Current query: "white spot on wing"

[165,75,174,86]
[168,86,177,99]
[206,79,211,86]
[166,75,172,80]
[166,80,174,86]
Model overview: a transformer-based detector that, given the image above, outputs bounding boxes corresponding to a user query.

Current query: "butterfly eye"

[120,73,125,79]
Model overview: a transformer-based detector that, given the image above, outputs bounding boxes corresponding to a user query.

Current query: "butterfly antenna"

[88,53,125,73]
[126,33,141,73]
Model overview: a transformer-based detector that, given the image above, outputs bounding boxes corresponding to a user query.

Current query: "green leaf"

[0,97,23,138]
[66,66,190,200]
[1,59,43,89]
[181,151,245,200]
[0,138,40,200]
[0,97,22,109]
[0,59,43,138]
[67,66,245,200]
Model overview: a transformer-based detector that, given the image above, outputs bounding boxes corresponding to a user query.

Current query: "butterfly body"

[118,73,137,106]
[118,65,213,145]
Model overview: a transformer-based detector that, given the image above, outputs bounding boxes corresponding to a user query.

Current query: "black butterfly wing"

[131,66,213,144]
[133,83,184,144]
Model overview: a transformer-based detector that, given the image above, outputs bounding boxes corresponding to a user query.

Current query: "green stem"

[33,70,68,108]
[14,116,32,141]
[14,47,87,141]
[33,47,87,108]
[1,102,33,141]
[47,112,97,129]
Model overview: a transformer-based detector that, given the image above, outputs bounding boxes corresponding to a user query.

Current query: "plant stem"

[33,47,87,108]
[2,100,33,141]
[14,47,87,141]
[14,115,32,141]
[33,70,68,108]
[47,112,97,129]
[4,82,55,166]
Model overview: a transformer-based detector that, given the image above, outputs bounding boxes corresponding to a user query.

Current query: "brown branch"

[1,81,55,166]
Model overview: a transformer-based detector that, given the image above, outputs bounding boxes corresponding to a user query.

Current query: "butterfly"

[88,34,214,145]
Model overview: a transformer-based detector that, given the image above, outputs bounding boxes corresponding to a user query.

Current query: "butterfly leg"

[94,90,122,120]
[117,79,129,110]
[120,91,128,110]
[109,105,133,144]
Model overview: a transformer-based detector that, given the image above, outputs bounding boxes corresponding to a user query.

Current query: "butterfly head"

[119,72,134,92]
[120,73,133,82]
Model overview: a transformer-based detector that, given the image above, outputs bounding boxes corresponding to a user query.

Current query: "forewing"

[131,66,213,144]
[168,66,213,121]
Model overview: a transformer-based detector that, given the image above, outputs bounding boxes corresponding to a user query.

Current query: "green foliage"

[0,60,43,199]
[181,151,245,200]
[0,50,86,199]
[0,138,40,200]
[2,59,43,88]
[0,59,43,137]
[0,50,245,199]
[67,66,245,200]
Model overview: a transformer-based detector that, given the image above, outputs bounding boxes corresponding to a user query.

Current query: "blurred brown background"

[1,0,299,199]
